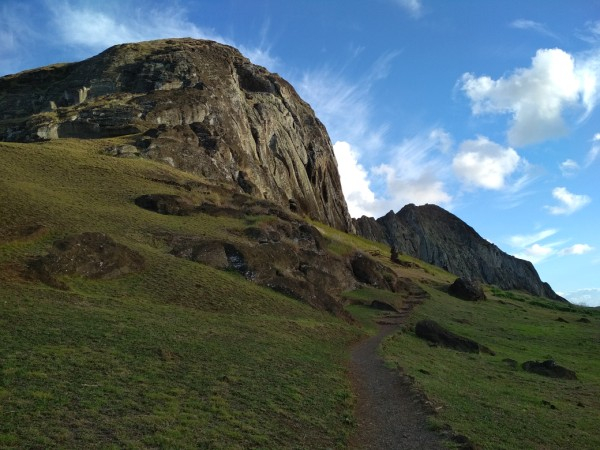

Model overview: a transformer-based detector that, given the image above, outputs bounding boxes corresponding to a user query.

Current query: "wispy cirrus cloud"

[508,228,593,264]
[391,0,423,19]
[510,19,558,39]
[545,187,591,215]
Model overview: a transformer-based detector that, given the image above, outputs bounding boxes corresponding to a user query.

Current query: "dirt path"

[349,306,447,449]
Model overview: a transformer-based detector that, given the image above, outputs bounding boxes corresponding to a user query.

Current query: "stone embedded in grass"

[415,319,495,355]
[521,360,577,380]
[134,194,196,216]
[448,277,486,301]
[369,300,398,312]
[28,232,145,288]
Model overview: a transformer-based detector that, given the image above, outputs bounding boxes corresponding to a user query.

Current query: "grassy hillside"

[1,138,598,449]
[381,288,600,449]
[0,139,362,449]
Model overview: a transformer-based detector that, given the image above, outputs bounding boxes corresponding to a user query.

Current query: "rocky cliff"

[354,204,565,301]
[0,38,352,231]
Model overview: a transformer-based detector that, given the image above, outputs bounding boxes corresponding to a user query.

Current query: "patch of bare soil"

[349,303,447,449]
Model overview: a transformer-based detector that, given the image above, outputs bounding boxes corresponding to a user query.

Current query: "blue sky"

[2,0,599,305]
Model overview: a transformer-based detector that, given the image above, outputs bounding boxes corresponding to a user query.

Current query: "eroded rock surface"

[28,232,144,288]
[0,38,352,232]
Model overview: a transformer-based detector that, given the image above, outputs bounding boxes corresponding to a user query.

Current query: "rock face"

[0,38,352,231]
[354,204,565,301]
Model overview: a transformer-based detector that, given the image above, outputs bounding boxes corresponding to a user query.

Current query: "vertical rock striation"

[0,38,353,231]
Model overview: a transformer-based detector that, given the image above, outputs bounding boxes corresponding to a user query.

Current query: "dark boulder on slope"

[449,277,486,301]
[354,204,566,302]
[0,38,353,232]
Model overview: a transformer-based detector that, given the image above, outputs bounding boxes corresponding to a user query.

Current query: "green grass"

[0,139,361,449]
[2,138,599,449]
[380,287,600,449]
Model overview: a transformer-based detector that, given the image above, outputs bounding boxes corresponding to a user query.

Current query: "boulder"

[415,319,494,355]
[522,360,577,380]
[448,277,486,301]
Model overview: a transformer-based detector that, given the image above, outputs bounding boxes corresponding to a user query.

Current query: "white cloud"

[545,187,591,215]
[510,19,558,39]
[560,159,580,176]
[333,141,377,218]
[508,229,558,248]
[585,142,600,167]
[460,48,599,146]
[559,244,594,255]
[565,288,600,307]
[392,0,423,18]
[46,1,278,70]
[577,20,600,44]
[452,136,520,189]
[0,2,39,75]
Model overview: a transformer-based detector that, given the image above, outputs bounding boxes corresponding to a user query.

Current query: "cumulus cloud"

[392,0,423,18]
[559,244,594,255]
[545,187,591,215]
[452,136,521,189]
[333,141,377,218]
[460,48,598,146]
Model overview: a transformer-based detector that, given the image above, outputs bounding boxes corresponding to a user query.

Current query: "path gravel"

[349,307,447,449]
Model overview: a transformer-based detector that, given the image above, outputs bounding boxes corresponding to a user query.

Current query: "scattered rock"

[104,144,139,158]
[521,360,577,380]
[448,277,486,301]
[28,232,145,288]
[170,239,229,269]
[541,400,557,410]
[502,358,518,369]
[415,319,494,355]
[577,317,591,323]
[555,317,569,323]
[134,194,196,216]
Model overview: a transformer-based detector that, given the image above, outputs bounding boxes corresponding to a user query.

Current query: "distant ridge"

[354,204,566,302]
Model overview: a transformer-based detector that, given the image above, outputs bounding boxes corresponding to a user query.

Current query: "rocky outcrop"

[354,204,565,301]
[448,278,486,301]
[0,38,352,231]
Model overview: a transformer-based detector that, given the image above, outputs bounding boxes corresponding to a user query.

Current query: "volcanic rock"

[0,38,352,232]
[415,319,494,355]
[522,360,577,380]
[448,277,486,301]
[354,204,565,301]
[28,232,144,287]
[134,194,196,215]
